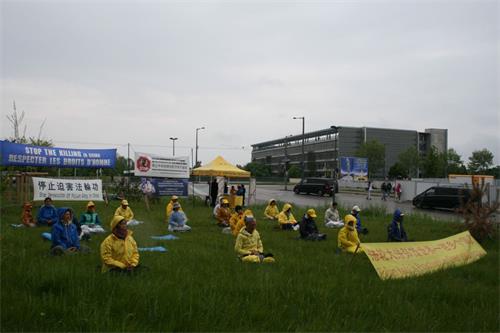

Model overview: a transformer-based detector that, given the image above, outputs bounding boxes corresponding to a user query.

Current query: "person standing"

[395,182,402,201]
[366,181,373,200]
[210,178,218,207]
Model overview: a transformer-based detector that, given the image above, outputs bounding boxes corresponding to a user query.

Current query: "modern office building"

[251,126,447,178]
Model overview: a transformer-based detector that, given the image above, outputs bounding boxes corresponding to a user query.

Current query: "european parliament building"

[251,126,447,178]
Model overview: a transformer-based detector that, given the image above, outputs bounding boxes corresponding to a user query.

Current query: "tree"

[446,148,466,175]
[306,151,317,177]
[288,165,301,178]
[388,162,408,179]
[468,149,494,174]
[398,146,420,178]
[356,140,385,178]
[242,162,272,177]
[421,146,446,178]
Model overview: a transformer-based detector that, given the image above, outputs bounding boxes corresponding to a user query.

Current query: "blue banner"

[340,156,369,180]
[0,141,116,168]
[140,177,188,197]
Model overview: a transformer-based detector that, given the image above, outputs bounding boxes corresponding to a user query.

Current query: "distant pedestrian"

[395,183,402,201]
[381,181,388,201]
[366,181,373,200]
[210,179,218,207]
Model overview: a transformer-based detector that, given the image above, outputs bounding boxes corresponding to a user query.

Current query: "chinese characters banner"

[32,177,103,201]
[362,231,487,280]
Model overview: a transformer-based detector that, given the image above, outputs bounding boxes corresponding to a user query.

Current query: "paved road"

[190,183,462,222]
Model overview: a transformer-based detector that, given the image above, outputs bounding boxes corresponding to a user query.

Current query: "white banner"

[32,177,103,201]
[134,152,189,178]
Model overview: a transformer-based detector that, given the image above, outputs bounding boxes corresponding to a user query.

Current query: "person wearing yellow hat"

[100,215,140,273]
[234,215,275,263]
[79,201,105,240]
[337,214,363,254]
[264,199,280,220]
[277,203,299,231]
[114,199,134,221]
[299,208,326,241]
[166,195,183,219]
[215,198,231,228]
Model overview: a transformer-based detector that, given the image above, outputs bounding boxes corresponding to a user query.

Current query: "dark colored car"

[412,186,471,210]
[293,178,338,197]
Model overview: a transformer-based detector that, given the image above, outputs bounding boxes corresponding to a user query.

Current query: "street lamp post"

[330,126,341,178]
[169,137,178,156]
[293,116,305,179]
[195,127,205,167]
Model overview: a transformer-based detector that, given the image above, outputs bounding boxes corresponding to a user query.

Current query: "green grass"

[1,197,498,332]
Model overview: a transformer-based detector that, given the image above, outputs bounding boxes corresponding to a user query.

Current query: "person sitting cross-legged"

[230,205,244,236]
[264,199,280,221]
[50,208,84,256]
[79,201,105,240]
[299,209,326,241]
[100,215,140,273]
[277,203,299,231]
[21,202,36,227]
[387,209,408,242]
[168,203,191,232]
[324,202,344,228]
[337,214,364,254]
[215,199,231,228]
[37,197,58,226]
[234,215,275,263]
[166,195,183,218]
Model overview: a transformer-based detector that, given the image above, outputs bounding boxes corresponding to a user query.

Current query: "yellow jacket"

[230,212,243,232]
[166,201,183,218]
[216,206,231,224]
[100,231,139,272]
[277,203,296,225]
[231,209,254,236]
[234,227,264,257]
[114,206,134,221]
[337,226,360,249]
[264,200,280,219]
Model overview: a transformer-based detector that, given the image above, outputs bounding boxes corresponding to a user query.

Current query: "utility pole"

[195,127,205,167]
[293,116,305,179]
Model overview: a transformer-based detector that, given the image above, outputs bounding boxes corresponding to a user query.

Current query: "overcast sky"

[1,0,499,167]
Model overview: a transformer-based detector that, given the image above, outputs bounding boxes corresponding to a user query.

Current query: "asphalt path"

[190,183,462,222]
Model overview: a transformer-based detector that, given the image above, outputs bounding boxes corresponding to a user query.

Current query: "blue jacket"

[169,211,187,227]
[51,208,80,249]
[388,209,408,242]
[354,214,363,232]
[37,205,58,225]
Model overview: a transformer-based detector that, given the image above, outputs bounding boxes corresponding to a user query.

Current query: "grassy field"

[1,197,498,332]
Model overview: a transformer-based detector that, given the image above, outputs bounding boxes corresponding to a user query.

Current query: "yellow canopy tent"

[191,156,250,178]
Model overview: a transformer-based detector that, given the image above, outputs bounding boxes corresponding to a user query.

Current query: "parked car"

[412,186,471,210]
[293,178,339,197]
